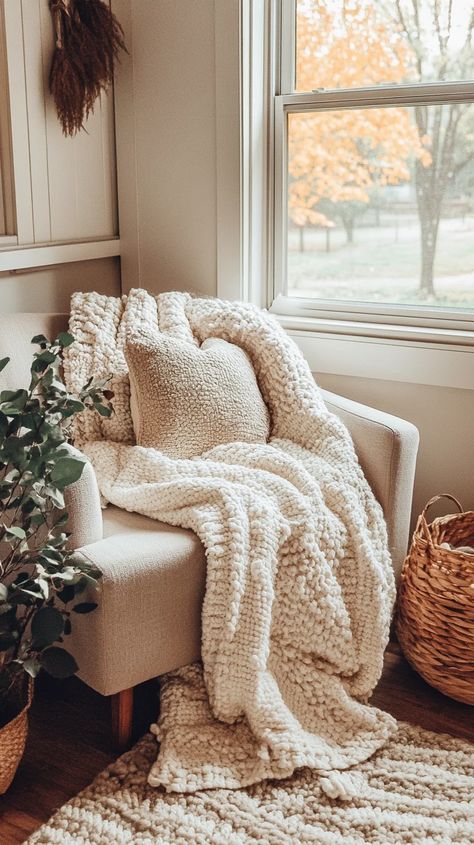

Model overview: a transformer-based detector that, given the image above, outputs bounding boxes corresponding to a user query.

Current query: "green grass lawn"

[287,216,474,308]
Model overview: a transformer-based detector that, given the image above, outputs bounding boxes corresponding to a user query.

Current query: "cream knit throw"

[65,289,397,795]
[26,723,474,844]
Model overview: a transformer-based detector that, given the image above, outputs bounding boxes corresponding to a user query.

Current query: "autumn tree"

[290,0,430,247]
[383,0,474,295]
[291,0,474,297]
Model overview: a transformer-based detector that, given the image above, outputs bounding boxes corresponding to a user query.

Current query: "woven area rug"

[26,722,474,844]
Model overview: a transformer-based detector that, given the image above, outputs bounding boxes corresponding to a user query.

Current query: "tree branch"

[453,152,474,175]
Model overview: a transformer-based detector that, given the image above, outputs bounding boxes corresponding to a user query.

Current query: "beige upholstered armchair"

[0,313,419,748]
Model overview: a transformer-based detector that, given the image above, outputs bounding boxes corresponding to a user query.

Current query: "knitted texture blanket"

[65,288,397,795]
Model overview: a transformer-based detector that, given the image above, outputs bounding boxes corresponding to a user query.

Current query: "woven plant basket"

[396,494,474,705]
[0,676,33,794]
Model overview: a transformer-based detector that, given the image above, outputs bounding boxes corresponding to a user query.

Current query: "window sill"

[276,314,474,391]
[0,238,120,273]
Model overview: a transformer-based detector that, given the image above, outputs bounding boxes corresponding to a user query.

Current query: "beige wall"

[120,0,217,296]
[0,258,120,313]
[318,372,474,528]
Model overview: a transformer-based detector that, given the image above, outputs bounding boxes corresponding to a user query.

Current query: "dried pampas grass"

[49,0,126,137]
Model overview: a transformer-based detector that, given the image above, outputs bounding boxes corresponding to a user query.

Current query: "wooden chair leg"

[111,687,134,751]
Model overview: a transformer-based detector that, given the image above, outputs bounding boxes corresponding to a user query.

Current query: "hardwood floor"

[1,645,473,845]
[0,676,158,845]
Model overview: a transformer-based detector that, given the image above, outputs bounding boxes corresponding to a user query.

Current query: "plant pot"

[0,677,33,794]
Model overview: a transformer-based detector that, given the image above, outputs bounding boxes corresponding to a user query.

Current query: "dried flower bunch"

[0,332,112,721]
[49,0,126,136]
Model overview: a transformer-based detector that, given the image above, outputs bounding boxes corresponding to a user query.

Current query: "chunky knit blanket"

[65,288,397,797]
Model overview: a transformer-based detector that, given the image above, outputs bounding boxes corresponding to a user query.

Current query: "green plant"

[0,332,112,719]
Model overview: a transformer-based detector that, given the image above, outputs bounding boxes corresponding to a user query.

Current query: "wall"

[318,373,474,528]
[115,0,218,296]
[0,258,120,313]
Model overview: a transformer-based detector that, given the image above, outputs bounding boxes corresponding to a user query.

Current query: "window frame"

[271,0,474,338]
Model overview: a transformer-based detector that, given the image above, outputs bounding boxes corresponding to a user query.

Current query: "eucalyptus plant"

[0,332,112,717]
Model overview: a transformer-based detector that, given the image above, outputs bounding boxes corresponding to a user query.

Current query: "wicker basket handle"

[419,493,464,543]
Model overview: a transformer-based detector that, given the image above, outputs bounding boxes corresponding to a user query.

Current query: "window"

[274,0,474,325]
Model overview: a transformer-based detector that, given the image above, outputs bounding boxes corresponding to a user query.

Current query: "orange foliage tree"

[289,0,430,245]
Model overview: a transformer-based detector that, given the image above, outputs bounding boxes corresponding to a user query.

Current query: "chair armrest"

[320,389,419,580]
[63,444,103,550]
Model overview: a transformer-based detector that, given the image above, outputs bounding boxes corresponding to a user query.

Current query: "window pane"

[296,1,474,92]
[287,104,474,308]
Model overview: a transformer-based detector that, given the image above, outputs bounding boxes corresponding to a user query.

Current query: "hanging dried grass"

[49,0,86,136]
[49,0,126,137]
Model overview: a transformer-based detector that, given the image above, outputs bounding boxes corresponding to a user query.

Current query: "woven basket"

[396,494,474,705]
[0,676,33,794]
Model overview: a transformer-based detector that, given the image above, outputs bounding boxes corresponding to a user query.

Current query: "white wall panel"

[4,0,117,245]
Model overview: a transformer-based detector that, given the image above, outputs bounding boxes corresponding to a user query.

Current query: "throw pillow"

[125,333,270,459]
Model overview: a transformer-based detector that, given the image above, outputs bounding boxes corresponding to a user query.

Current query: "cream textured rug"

[26,722,474,844]
[64,288,396,796]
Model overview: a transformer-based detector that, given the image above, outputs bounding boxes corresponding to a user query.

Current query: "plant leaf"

[0,356,9,373]
[0,629,19,650]
[72,602,98,614]
[0,410,8,439]
[43,486,65,509]
[22,657,42,678]
[40,646,78,679]
[0,388,28,414]
[57,585,75,604]
[94,403,112,417]
[50,456,85,490]
[31,606,64,648]
[57,332,75,348]
[31,350,57,373]
[5,526,26,541]
[63,399,85,415]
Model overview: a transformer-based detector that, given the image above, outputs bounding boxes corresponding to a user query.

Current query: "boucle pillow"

[125,333,270,459]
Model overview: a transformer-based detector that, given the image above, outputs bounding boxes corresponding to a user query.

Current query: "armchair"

[0,312,419,749]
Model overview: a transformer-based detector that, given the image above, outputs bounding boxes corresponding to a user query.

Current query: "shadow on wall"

[317,371,474,535]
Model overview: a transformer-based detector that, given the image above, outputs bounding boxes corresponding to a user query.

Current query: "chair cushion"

[69,506,207,695]
[125,333,270,459]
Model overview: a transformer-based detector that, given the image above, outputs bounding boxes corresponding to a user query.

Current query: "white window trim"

[215,0,275,308]
[214,0,474,389]
[274,84,474,336]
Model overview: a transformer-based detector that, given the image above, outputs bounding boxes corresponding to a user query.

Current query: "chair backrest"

[0,313,69,392]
